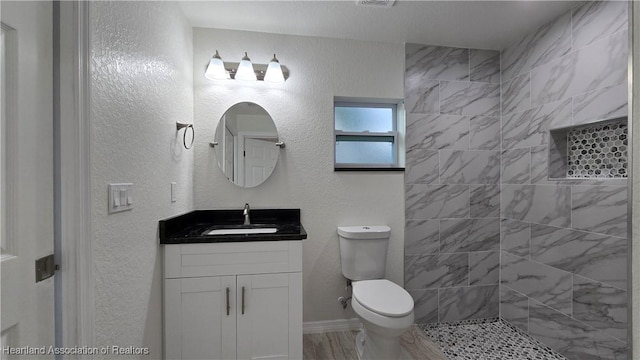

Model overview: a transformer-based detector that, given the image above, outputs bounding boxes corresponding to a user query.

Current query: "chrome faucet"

[243,203,251,225]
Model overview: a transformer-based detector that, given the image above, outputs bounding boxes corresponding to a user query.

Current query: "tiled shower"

[404,43,501,324]
[404,1,628,359]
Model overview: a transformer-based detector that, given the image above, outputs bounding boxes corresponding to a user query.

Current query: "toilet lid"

[352,279,414,317]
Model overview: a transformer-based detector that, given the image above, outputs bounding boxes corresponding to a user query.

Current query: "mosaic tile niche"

[549,117,628,180]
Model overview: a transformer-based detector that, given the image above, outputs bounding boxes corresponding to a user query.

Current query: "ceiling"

[179,0,579,50]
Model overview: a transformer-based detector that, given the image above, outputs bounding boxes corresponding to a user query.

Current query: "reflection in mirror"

[214,102,279,188]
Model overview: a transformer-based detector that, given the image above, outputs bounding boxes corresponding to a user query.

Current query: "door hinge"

[35,254,58,283]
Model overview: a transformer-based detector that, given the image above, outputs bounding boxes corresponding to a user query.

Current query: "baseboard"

[303,318,362,334]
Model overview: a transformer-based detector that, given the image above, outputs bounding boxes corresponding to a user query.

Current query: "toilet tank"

[337,225,391,280]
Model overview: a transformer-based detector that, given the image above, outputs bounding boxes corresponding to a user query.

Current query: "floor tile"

[419,318,567,360]
[303,325,446,360]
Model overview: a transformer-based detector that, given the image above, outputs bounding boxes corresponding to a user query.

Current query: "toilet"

[337,226,414,360]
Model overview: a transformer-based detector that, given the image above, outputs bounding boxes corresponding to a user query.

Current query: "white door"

[243,138,278,187]
[1,0,55,353]
[236,273,302,360]
[224,126,234,181]
[164,276,236,360]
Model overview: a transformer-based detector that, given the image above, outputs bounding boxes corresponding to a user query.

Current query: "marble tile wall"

[405,43,501,324]
[498,2,628,359]
[404,4,628,358]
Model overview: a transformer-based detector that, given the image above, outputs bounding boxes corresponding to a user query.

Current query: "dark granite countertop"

[159,209,307,244]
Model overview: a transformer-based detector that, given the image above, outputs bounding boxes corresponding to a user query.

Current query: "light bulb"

[204,50,229,80]
[264,54,285,83]
[235,52,257,82]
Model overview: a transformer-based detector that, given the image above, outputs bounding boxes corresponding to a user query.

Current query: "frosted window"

[333,101,400,169]
[335,136,395,165]
[335,106,394,132]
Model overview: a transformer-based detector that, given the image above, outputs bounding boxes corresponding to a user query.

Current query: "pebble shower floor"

[420,319,567,360]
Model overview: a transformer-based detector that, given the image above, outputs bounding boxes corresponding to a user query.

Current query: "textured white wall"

[193,28,406,322]
[631,2,639,357]
[90,2,193,357]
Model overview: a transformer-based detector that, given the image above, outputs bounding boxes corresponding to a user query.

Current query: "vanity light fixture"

[235,52,257,82]
[264,54,285,83]
[204,50,229,80]
[204,50,289,83]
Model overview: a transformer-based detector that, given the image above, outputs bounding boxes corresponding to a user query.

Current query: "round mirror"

[214,102,280,188]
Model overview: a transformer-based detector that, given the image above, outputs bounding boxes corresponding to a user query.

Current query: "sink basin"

[203,224,278,236]
[206,228,278,235]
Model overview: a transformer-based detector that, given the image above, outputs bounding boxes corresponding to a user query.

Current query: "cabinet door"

[165,276,237,360]
[236,273,302,360]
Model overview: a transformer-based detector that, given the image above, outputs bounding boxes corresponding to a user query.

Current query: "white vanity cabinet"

[163,241,303,360]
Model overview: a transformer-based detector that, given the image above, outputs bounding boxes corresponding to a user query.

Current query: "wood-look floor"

[303,325,447,360]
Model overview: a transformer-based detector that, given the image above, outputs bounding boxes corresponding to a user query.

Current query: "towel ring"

[176,122,194,149]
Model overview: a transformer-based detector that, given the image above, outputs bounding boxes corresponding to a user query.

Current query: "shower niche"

[549,117,628,180]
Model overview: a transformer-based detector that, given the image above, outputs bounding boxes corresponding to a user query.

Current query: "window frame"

[333,101,403,171]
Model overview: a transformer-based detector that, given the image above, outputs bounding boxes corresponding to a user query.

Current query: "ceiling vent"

[356,0,396,7]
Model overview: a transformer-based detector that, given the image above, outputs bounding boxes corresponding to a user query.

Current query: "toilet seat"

[352,279,414,317]
[351,294,414,332]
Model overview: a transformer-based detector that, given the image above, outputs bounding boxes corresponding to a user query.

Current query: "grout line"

[438,148,442,185]
[437,288,441,323]
[528,71,532,112]
[527,297,530,334]
[422,283,500,291]
[499,46,505,325]
[528,146,532,186]
[569,185,573,230]
[570,5,574,52]
[466,251,470,286]
[526,222,532,260]
[437,218,441,254]
[570,272,574,319]
[468,48,471,83]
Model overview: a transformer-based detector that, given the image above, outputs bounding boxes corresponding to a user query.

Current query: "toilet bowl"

[351,279,414,360]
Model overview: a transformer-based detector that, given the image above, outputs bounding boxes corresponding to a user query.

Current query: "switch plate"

[108,183,133,214]
[170,182,177,203]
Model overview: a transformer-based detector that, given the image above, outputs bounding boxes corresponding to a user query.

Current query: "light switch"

[113,190,121,207]
[108,183,133,214]
[171,182,177,203]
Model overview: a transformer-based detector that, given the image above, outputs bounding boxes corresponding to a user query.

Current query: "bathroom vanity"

[159,209,307,360]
